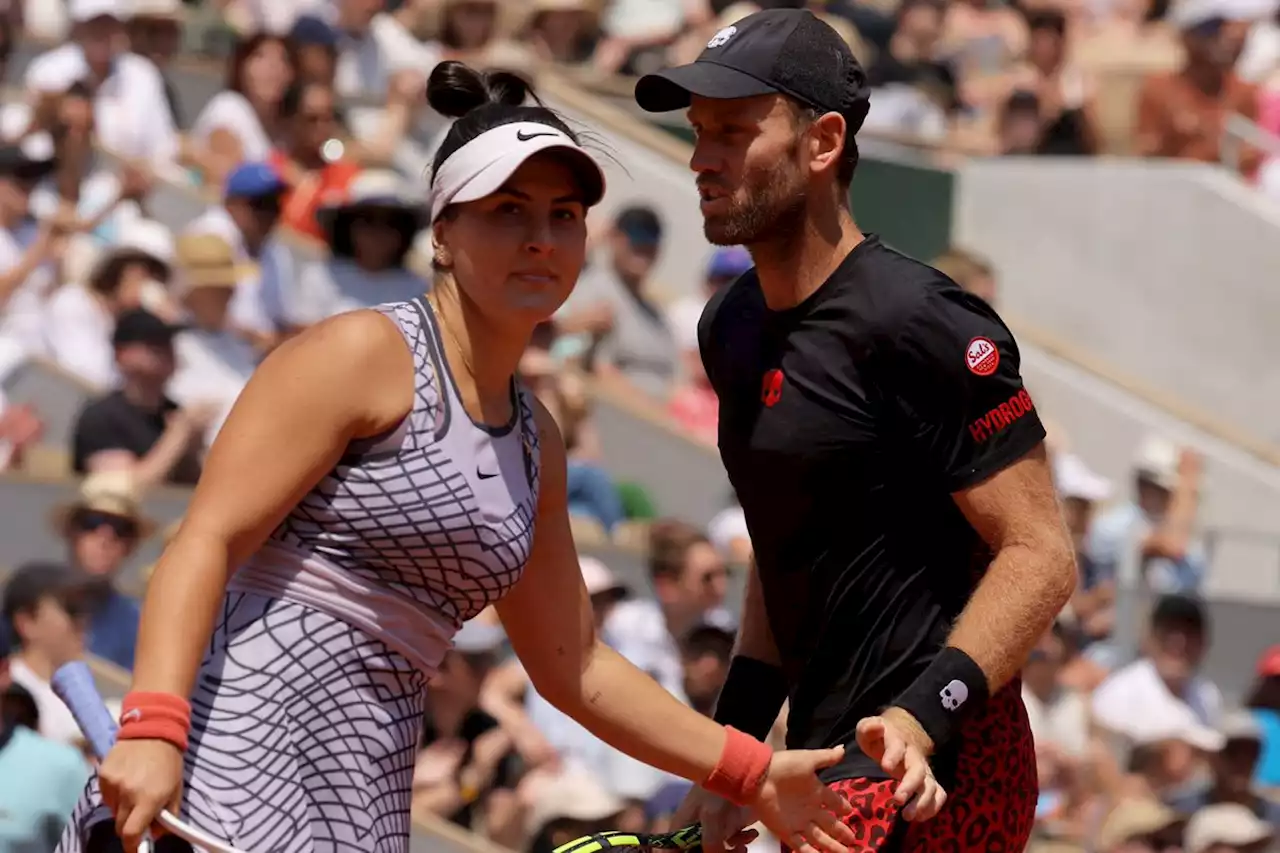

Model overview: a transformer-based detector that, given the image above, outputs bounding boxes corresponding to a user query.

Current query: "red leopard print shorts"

[782,685,1037,853]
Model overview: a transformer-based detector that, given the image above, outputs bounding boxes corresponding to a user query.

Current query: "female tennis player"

[57,62,859,853]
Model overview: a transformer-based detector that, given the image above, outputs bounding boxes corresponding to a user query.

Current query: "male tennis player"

[635,9,1077,852]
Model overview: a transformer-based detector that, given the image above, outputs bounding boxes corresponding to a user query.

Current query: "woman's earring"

[433,245,451,268]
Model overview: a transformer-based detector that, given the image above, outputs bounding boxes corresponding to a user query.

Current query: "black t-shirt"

[71,390,202,486]
[699,235,1044,782]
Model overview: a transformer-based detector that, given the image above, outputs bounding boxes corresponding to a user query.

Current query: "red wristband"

[117,691,192,753]
[703,726,773,806]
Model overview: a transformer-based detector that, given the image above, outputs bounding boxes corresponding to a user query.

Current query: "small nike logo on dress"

[477,469,499,480]
[516,130,557,142]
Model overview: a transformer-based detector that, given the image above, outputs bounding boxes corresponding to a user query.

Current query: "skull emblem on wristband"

[939,679,969,711]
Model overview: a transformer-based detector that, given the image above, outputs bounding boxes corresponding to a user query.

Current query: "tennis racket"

[52,661,252,853]
[553,824,703,853]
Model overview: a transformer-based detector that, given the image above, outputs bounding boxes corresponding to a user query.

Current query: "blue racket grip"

[52,661,119,760]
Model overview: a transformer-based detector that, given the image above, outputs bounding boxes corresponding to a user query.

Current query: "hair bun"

[426,61,536,119]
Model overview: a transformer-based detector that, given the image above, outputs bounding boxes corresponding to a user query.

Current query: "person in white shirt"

[289,169,430,327]
[2,561,89,747]
[1092,594,1225,742]
[604,519,733,702]
[168,233,261,449]
[44,220,177,388]
[191,33,297,180]
[22,0,179,170]
[0,142,61,358]
[183,162,294,345]
[328,0,440,101]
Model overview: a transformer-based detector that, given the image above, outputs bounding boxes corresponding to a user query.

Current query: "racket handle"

[51,661,119,759]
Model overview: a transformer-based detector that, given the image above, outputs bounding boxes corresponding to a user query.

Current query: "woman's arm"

[128,311,415,699]
[495,400,729,783]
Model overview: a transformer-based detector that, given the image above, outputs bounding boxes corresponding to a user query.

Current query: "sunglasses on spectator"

[72,509,139,539]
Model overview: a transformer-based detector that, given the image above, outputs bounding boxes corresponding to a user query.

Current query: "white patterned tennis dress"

[57,297,541,853]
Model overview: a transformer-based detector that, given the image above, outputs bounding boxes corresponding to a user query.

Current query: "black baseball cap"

[112,308,184,347]
[635,8,870,131]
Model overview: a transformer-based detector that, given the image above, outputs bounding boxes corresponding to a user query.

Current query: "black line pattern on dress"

[57,300,542,853]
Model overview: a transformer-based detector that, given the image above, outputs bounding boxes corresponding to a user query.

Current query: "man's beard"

[702,162,807,247]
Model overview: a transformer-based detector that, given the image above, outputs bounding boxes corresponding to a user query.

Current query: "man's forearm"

[945,539,1076,691]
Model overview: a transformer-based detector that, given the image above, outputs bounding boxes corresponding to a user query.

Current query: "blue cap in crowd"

[290,14,339,47]
[225,162,287,200]
[707,246,752,279]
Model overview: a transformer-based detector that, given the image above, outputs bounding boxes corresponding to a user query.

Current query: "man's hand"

[670,786,757,853]
[855,708,947,821]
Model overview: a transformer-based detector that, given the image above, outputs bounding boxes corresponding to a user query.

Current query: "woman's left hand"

[749,746,856,853]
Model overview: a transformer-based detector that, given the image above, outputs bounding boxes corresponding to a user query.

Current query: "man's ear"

[807,111,848,179]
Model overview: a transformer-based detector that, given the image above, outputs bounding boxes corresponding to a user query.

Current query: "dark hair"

[682,623,735,663]
[226,33,296,98]
[648,519,710,582]
[1026,10,1067,36]
[427,60,579,182]
[1150,594,1208,637]
[89,252,170,296]
[1,683,39,732]
[328,207,419,266]
[792,102,860,189]
[439,0,498,50]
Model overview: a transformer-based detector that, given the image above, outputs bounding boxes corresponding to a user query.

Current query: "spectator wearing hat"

[1094,798,1187,853]
[185,161,296,349]
[524,770,629,853]
[667,256,747,438]
[556,205,677,400]
[291,14,341,85]
[1169,709,1280,825]
[22,0,178,168]
[1052,452,1118,650]
[50,470,156,669]
[1093,595,1225,742]
[665,247,752,440]
[1086,435,1208,605]
[2,561,88,746]
[287,170,430,328]
[0,142,62,356]
[70,308,215,487]
[168,233,262,450]
[0,630,88,853]
[44,218,178,388]
[1183,802,1274,853]
[1135,0,1264,176]
[1245,645,1280,787]
[126,0,185,129]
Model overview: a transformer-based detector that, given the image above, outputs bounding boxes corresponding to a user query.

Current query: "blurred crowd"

[0,0,1276,851]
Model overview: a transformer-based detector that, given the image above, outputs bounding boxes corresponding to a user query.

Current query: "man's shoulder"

[116,52,165,86]
[834,238,958,334]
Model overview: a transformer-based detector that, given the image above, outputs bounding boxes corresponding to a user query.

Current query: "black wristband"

[890,647,990,749]
[712,656,788,741]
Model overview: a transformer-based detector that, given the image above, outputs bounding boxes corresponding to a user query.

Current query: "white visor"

[429,121,606,222]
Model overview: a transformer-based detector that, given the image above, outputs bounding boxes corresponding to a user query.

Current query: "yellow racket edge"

[552,825,703,853]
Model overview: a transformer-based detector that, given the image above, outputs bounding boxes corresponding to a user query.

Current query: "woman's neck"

[428,285,529,408]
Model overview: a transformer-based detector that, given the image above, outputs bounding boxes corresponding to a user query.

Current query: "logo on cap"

[966,336,999,376]
[707,25,737,48]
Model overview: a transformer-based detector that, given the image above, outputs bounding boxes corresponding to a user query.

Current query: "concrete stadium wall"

[956,158,1280,447]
